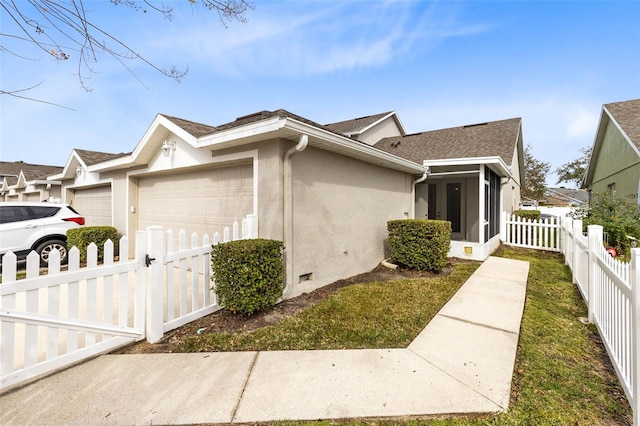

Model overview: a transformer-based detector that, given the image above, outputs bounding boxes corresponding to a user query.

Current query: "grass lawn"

[179,247,633,424]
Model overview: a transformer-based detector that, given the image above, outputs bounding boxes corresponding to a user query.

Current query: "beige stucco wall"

[590,121,640,200]
[288,145,413,296]
[358,117,404,145]
[503,147,522,213]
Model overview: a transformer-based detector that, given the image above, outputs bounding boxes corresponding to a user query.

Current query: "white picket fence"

[501,213,639,425]
[500,212,561,252]
[0,214,258,390]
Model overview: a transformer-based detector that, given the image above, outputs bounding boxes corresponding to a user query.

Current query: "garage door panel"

[73,185,112,226]
[137,165,253,238]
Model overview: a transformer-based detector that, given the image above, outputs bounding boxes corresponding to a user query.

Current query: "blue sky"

[1,1,639,186]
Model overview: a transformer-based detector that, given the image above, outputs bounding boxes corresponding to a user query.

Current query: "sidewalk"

[0,256,529,425]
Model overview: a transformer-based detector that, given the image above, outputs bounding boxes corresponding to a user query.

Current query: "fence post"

[631,247,639,426]
[499,211,506,242]
[572,219,583,283]
[146,226,164,344]
[134,230,146,334]
[587,225,603,323]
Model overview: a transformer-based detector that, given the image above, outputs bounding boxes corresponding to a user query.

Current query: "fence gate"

[1,235,146,390]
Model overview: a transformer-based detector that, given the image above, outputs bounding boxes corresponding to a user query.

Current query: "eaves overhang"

[88,114,198,173]
[423,156,512,178]
[196,116,425,174]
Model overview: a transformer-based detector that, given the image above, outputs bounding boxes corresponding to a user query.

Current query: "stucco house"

[582,99,640,206]
[48,149,128,227]
[0,161,63,202]
[45,108,524,297]
[373,118,524,260]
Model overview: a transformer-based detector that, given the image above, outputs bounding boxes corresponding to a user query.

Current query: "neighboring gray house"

[583,99,640,205]
[374,118,524,260]
[0,162,63,202]
[51,110,423,298]
[47,109,524,296]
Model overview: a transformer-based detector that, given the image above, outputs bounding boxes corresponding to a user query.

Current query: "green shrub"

[66,226,119,262]
[570,193,640,255]
[387,219,451,272]
[514,209,541,220]
[211,239,285,316]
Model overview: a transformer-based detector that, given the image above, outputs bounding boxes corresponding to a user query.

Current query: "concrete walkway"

[0,256,530,425]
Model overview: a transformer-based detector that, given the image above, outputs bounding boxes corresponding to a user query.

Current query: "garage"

[72,185,113,226]
[136,164,254,239]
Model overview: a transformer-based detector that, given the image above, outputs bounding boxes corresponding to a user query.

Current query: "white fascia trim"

[582,109,609,187]
[283,117,424,174]
[358,111,397,135]
[423,156,511,177]
[48,151,86,181]
[90,115,199,172]
[604,105,640,157]
[196,117,283,147]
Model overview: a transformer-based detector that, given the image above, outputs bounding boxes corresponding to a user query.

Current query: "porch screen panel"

[446,183,461,233]
[483,166,501,242]
[428,184,437,219]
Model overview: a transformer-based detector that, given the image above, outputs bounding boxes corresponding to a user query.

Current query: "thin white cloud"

[149,1,492,77]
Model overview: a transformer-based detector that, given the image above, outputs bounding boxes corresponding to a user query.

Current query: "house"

[541,187,589,207]
[373,118,524,260]
[582,99,640,205]
[0,161,63,202]
[46,109,524,296]
[49,110,424,298]
[48,149,129,226]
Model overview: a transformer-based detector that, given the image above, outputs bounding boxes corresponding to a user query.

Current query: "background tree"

[570,192,640,256]
[522,144,551,200]
[1,0,252,102]
[555,146,592,187]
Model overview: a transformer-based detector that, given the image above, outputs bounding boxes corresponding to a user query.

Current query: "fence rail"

[1,214,258,391]
[502,214,638,425]
[500,212,561,252]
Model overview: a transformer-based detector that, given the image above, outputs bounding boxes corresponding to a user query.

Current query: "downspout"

[411,166,429,219]
[283,134,309,298]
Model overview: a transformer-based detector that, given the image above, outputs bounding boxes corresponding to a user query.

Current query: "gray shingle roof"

[162,115,218,138]
[604,99,640,150]
[373,118,522,166]
[74,149,129,166]
[325,112,393,136]
[0,161,63,181]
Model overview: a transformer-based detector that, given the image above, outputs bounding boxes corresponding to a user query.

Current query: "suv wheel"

[35,239,68,267]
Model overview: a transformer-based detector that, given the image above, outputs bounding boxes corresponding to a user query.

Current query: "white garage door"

[137,164,253,239]
[73,185,113,226]
[22,192,42,202]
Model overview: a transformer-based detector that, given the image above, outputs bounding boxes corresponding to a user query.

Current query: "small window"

[30,206,60,219]
[0,206,32,224]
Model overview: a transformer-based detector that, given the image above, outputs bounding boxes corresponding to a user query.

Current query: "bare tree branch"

[1,82,77,110]
[1,0,253,102]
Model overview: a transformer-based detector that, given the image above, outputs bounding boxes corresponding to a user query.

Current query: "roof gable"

[325,111,403,136]
[373,118,523,167]
[0,161,63,182]
[583,98,640,187]
[603,99,640,152]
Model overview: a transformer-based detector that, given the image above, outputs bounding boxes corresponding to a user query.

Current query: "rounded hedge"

[211,238,284,316]
[387,219,451,272]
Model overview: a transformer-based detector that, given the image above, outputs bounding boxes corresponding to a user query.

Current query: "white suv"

[0,202,85,266]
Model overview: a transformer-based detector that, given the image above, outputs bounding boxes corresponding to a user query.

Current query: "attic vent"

[463,122,488,128]
[390,141,401,148]
[235,110,270,121]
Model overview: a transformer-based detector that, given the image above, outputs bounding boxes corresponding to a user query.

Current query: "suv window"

[0,206,33,224]
[30,206,61,219]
